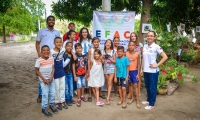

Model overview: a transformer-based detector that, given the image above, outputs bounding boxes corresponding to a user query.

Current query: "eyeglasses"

[146,35,155,37]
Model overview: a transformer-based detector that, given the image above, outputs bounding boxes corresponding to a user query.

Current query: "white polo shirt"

[36,28,60,50]
[143,42,163,73]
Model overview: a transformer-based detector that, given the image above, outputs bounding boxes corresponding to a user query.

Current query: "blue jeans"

[144,72,159,106]
[38,81,42,95]
[65,73,73,101]
[41,80,55,109]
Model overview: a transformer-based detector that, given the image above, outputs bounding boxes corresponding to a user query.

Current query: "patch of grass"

[16,39,31,43]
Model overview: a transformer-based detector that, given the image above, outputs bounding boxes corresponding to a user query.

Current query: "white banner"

[92,11,135,50]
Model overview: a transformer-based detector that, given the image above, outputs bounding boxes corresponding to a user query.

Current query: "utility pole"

[102,0,111,11]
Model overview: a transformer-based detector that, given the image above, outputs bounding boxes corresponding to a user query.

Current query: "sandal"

[100,94,106,99]
[122,104,127,109]
[136,104,141,109]
[127,100,134,105]
[87,97,92,102]
[117,101,122,105]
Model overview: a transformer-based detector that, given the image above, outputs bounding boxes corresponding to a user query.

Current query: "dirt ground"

[0,42,200,120]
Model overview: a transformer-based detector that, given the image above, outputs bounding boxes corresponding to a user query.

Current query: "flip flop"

[127,100,134,105]
[117,101,122,105]
[100,95,106,99]
[136,103,141,109]
[122,104,127,109]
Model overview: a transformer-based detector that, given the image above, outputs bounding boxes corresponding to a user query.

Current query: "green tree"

[150,0,200,34]
[52,0,199,42]
[0,0,45,43]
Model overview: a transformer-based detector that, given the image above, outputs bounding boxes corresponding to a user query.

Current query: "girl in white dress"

[88,49,105,106]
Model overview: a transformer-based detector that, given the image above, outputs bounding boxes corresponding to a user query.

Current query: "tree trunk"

[3,25,6,43]
[138,0,151,43]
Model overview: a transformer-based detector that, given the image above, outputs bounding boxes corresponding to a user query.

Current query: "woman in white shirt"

[141,31,168,110]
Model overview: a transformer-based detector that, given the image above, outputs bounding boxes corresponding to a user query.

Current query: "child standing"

[63,42,77,106]
[126,41,141,109]
[114,46,130,109]
[35,45,58,117]
[73,43,87,107]
[63,30,78,96]
[102,39,116,105]
[128,32,143,98]
[51,37,68,110]
[88,49,105,106]
[87,37,106,101]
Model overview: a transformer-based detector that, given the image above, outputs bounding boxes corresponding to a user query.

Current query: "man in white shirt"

[35,15,60,103]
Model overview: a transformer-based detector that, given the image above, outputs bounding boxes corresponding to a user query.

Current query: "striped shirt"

[35,57,54,81]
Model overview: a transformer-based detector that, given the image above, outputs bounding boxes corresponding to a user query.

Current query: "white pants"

[54,76,65,103]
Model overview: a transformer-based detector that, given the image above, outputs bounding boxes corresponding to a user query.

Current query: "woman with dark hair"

[141,31,168,110]
[79,27,92,56]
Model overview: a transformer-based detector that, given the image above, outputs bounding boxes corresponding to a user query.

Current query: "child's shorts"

[77,76,86,89]
[117,77,126,87]
[129,70,138,84]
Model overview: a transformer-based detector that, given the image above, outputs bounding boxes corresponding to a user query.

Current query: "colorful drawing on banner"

[142,24,152,33]
[93,11,135,50]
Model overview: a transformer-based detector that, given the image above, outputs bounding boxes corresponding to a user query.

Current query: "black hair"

[94,49,101,55]
[128,41,136,45]
[79,27,92,44]
[113,37,120,42]
[41,45,50,51]
[74,43,82,49]
[65,41,73,46]
[67,30,76,40]
[46,15,55,22]
[104,39,114,51]
[54,37,62,42]
[117,46,124,51]
[68,22,75,26]
[92,37,100,43]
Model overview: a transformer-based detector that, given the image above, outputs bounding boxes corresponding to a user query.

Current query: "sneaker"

[49,105,58,114]
[42,108,52,117]
[62,102,68,109]
[56,103,62,110]
[96,101,104,106]
[66,100,72,106]
[141,101,149,105]
[145,105,155,110]
[81,96,87,102]
[37,95,42,103]
[70,99,76,104]
[76,99,81,107]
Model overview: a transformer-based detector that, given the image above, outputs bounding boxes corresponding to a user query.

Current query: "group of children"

[35,28,143,117]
